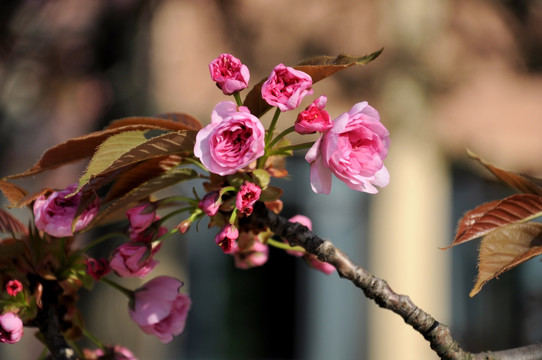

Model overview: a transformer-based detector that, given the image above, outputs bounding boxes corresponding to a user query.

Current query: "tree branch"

[247,202,542,360]
[35,279,78,360]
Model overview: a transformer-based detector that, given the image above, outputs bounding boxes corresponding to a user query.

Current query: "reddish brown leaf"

[15,188,53,208]
[468,150,542,195]
[106,113,202,131]
[0,180,28,207]
[243,49,383,117]
[447,194,542,248]
[0,208,28,236]
[470,222,542,297]
[3,124,171,180]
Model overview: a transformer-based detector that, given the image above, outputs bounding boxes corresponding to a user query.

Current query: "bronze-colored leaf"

[106,113,202,131]
[470,222,542,297]
[447,194,542,248]
[243,49,383,117]
[0,180,28,208]
[3,124,170,180]
[15,188,53,208]
[0,208,28,236]
[468,149,542,195]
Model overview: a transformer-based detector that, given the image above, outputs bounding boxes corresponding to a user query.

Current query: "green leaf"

[243,48,383,117]
[91,167,199,227]
[73,129,168,195]
[252,169,270,188]
[470,222,542,297]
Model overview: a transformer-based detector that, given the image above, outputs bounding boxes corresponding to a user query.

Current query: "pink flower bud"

[129,276,191,344]
[85,258,111,280]
[126,203,156,234]
[129,225,168,243]
[235,182,261,215]
[198,191,221,216]
[295,95,332,134]
[209,54,250,95]
[83,345,138,360]
[109,242,159,278]
[215,224,239,254]
[5,280,23,297]
[261,64,313,112]
[232,233,269,269]
[177,219,191,234]
[0,312,23,344]
[33,183,99,238]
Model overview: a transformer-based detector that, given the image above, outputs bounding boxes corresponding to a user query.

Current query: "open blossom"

[261,63,313,111]
[209,54,250,95]
[129,276,191,344]
[199,191,221,216]
[33,183,99,237]
[236,182,261,215]
[306,101,390,194]
[126,203,156,234]
[109,242,160,278]
[295,95,332,134]
[194,101,265,176]
[215,224,239,254]
[6,280,23,296]
[0,312,23,344]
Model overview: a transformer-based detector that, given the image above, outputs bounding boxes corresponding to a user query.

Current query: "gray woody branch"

[247,201,542,360]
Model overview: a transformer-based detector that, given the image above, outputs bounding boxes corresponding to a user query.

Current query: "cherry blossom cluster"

[0,53,389,358]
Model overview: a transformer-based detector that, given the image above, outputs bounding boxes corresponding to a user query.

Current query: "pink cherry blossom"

[109,242,159,278]
[126,203,156,234]
[198,191,221,216]
[232,231,269,269]
[85,257,111,280]
[129,276,191,344]
[0,312,23,344]
[194,101,265,176]
[33,183,99,237]
[261,63,313,111]
[5,280,23,297]
[209,54,250,95]
[295,95,332,134]
[306,101,390,194]
[129,224,168,243]
[215,224,239,254]
[235,182,261,215]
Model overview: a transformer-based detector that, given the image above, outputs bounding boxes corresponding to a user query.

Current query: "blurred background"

[1,0,542,359]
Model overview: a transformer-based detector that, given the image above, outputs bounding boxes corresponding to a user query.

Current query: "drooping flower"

[126,203,157,234]
[194,101,265,176]
[33,183,99,238]
[129,224,168,243]
[85,257,111,281]
[0,312,23,344]
[232,232,269,269]
[235,182,261,215]
[129,276,191,344]
[295,95,332,134]
[261,64,313,111]
[306,101,390,194]
[5,280,23,297]
[209,54,250,95]
[198,191,221,216]
[215,224,239,254]
[109,242,160,278]
[304,254,335,275]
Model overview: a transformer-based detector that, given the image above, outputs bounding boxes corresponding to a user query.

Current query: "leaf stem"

[267,238,305,253]
[82,328,105,350]
[100,277,133,299]
[81,232,127,253]
[268,142,314,156]
[233,92,243,106]
[267,126,295,150]
[265,107,282,145]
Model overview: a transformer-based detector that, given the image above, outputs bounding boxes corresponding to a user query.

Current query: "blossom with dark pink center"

[109,242,160,278]
[5,280,23,297]
[261,64,313,112]
[215,224,239,254]
[295,95,332,134]
[209,54,250,95]
[236,182,261,215]
[85,258,111,280]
